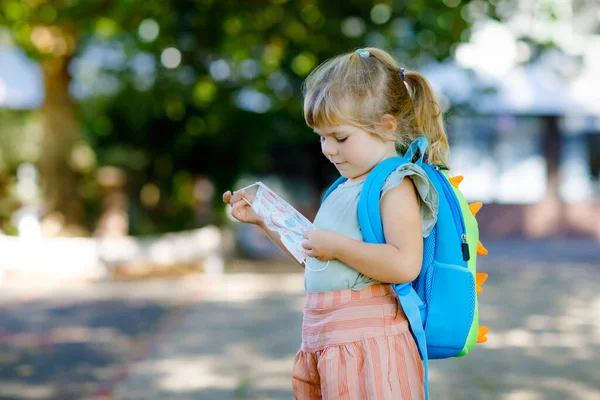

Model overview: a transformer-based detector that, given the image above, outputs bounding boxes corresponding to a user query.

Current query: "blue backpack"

[322,136,489,399]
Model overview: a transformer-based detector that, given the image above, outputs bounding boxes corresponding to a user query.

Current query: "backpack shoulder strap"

[357,156,404,243]
[403,136,428,167]
[358,136,429,244]
[395,285,430,400]
[357,135,431,400]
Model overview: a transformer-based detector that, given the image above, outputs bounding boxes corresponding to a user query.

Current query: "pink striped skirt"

[292,284,424,400]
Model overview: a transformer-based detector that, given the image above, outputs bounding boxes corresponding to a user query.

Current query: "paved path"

[0,239,598,399]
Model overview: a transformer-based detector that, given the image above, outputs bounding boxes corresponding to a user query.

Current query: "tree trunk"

[525,115,563,237]
[543,115,561,200]
[39,54,84,232]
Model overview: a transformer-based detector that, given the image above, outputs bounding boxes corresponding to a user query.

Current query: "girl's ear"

[378,114,398,141]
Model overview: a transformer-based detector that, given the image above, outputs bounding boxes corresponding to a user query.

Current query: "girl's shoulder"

[381,163,431,195]
[380,163,439,237]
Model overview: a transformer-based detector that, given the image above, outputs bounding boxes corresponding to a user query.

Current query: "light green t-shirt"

[304,163,439,293]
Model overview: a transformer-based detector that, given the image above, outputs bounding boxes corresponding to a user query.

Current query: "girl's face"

[314,123,397,183]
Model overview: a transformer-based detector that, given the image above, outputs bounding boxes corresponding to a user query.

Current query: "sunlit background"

[0,1,599,399]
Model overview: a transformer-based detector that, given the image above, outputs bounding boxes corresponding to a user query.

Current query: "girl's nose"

[322,139,337,157]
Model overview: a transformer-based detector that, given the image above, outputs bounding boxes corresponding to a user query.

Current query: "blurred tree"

[85,0,481,234]
[1,0,482,234]
[0,0,176,231]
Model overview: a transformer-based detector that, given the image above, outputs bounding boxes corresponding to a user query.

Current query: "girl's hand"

[223,190,263,225]
[302,230,341,261]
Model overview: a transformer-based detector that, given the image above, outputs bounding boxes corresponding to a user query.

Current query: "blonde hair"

[303,47,450,166]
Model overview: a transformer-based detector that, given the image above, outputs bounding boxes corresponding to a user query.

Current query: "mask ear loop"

[304,260,330,272]
[236,182,259,206]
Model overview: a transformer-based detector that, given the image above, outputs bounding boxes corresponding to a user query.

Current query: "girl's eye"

[319,136,326,143]
[337,137,348,143]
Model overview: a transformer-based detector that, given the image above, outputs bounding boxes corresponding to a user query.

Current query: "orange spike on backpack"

[476,272,488,285]
[477,326,489,343]
[449,175,464,188]
[476,272,488,294]
[469,202,483,216]
[477,241,488,256]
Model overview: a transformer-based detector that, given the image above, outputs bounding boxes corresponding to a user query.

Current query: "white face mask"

[238,182,315,265]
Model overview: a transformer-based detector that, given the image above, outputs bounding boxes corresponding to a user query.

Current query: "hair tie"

[400,67,405,81]
[355,48,370,58]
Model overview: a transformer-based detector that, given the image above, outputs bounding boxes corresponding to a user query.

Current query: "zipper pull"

[461,234,470,261]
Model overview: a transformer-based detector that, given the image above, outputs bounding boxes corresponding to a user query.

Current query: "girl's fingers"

[235,190,255,203]
[227,190,255,207]
[230,190,246,204]
[301,240,311,250]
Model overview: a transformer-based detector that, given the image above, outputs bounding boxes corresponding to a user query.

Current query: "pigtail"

[404,72,450,166]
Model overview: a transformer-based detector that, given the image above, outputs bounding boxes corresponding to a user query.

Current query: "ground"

[0,238,599,400]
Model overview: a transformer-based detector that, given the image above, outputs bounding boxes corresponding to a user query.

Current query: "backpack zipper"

[434,169,470,262]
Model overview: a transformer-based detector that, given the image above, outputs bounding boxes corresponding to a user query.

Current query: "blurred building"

[421,10,600,239]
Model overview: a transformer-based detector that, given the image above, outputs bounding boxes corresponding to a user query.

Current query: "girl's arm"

[258,222,305,269]
[332,178,423,283]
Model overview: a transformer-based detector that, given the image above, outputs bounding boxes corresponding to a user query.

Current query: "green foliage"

[0,0,175,60]
[0,0,484,234]
[0,110,41,230]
